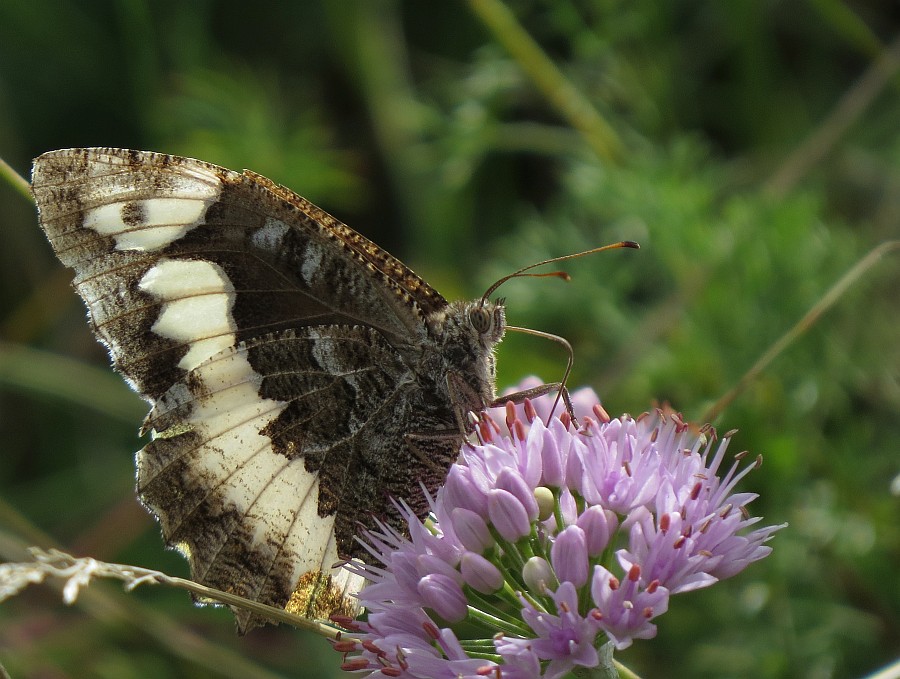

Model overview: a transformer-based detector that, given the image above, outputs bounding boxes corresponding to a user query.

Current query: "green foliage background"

[0,2,898,678]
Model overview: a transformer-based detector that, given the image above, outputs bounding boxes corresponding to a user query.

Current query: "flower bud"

[494,469,539,521]
[450,507,494,553]
[522,556,553,592]
[576,505,617,557]
[488,488,531,541]
[540,425,565,487]
[417,573,468,623]
[460,552,504,594]
[416,554,462,583]
[534,486,555,521]
[551,525,589,588]
[442,466,487,516]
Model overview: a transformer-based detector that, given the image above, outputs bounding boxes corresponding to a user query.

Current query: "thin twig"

[765,34,900,198]
[2,547,339,638]
[466,0,623,163]
[702,241,900,423]
[0,501,295,679]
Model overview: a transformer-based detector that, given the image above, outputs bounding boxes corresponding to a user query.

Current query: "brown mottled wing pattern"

[30,148,467,631]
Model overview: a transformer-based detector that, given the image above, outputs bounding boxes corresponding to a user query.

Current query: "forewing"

[31,148,446,401]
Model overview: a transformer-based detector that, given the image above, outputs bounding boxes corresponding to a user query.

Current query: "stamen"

[690,482,703,500]
[341,658,370,671]
[479,418,493,443]
[505,401,517,432]
[423,621,441,640]
[524,398,537,423]
[514,420,526,442]
[330,614,358,631]
[593,403,611,423]
[331,639,357,653]
[362,640,384,656]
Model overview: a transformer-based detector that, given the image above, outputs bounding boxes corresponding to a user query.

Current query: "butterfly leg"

[488,381,577,426]
[444,371,489,435]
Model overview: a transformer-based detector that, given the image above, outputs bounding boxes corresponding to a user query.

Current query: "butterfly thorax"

[421,299,506,416]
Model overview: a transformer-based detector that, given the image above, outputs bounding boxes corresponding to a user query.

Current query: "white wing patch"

[300,241,325,286]
[239,456,340,587]
[139,258,237,370]
[84,197,216,251]
[250,217,291,252]
[311,333,347,375]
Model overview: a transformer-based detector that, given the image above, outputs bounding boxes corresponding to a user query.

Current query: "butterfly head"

[424,298,506,407]
[433,298,506,347]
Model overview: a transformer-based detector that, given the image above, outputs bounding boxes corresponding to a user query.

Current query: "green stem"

[702,240,900,422]
[0,341,145,424]
[764,34,900,198]
[466,0,623,163]
[491,528,528,574]
[0,154,32,202]
[465,601,531,637]
[464,585,529,630]
[553,487,567,533]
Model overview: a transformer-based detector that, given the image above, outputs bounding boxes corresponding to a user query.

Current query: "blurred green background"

[0,1,898,678]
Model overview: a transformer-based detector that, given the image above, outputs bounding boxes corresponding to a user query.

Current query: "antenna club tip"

[623,241,640,249]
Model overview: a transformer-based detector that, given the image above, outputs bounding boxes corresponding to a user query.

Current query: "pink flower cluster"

[336,382,783,678]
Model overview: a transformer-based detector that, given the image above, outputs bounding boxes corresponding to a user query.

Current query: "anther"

[524,398,537,423]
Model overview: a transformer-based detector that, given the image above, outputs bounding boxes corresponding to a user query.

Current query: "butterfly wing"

[31,148,459,630]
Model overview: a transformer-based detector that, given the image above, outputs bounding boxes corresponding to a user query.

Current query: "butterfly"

[31,148,635,632]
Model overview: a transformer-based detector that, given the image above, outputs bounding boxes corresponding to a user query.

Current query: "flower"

[335,379,784,677]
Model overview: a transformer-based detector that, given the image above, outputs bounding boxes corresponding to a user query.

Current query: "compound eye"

[469,306,493,334]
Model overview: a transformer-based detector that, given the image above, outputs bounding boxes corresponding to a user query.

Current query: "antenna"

[485,240,640,423]
[481,240,639,303]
